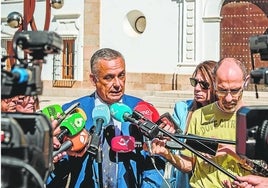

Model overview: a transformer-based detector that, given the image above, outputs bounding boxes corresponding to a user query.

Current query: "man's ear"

[90,74,97,86]
[243,75,250,88]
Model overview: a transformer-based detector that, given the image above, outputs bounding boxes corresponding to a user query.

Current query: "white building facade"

[2,0,266,94]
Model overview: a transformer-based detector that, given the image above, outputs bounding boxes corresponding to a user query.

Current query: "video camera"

[1,31,62,98]
[1,112,53,187]
[236,106,268,176]
[1,30,63,188]
[249,34,268,86]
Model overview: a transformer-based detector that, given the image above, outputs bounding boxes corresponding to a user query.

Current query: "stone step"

[139,90,268,114]
[39,89,268,115]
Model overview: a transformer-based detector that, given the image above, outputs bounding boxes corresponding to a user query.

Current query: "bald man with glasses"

[151,58,253,188]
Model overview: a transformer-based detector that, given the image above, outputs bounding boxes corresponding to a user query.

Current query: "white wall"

[1,0,224,77]
[100,0,179,74]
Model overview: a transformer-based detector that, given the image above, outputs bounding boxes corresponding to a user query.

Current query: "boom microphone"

[53,129,90,157]
[87,104,110,156]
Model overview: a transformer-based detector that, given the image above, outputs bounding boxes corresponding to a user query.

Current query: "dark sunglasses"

[189,78,210,90]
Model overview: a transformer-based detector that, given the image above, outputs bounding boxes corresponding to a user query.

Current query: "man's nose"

[224,92,233,102]
[113,77,120,86]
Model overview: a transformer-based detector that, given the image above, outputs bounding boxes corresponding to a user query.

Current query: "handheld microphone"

[87,104,110,156]
[40,102,80,125]
[110,103,159,139]
[41,104,64,120]
[134,101,160,122]
[135,102,217,154]
[92,104,110,135]
[109,102,138,123]
[134,101,160,157]
[110,136,136,153]
[57,110,87,142]
[53,129,90,157]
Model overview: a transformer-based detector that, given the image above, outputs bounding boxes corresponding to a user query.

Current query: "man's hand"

[51,115,67,163]
[223,175,268,188]
[150,138,169,156]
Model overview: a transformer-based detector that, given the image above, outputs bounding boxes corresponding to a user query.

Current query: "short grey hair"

[90,48,125,75]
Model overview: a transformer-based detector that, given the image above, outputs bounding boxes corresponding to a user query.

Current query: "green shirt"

[182,102,251,188]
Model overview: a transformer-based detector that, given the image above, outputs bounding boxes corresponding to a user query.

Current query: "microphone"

[87,104,110,156]
[40,104,64,120]
[92,104,110,135]
[11,67,31,84]
[110,103,159,139]
[134,102,219,155]
[57,110,87,142]
[40,102,80,124]
[110,136,137,153]
[134,101,160,157]
[109,102,137,123]
[53,129,90,157]
[134,101,160,122]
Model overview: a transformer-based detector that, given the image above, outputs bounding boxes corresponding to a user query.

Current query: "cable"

[146,138,171,188]
[150,156,171,188]
[1,156,45,188]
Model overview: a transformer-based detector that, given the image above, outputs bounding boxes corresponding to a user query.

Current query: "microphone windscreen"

[12,67,29,83]
[92,104,110,126]
[41,104,64,119]
[111,135,135,153]
[65,129,90,152]
[134,101,160,122]
[60,113,86,136]
[73,107,87,121]
[110,103,132,122]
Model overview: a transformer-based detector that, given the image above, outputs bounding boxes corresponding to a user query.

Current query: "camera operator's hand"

[51,115,67,163]
[1,97,17,112]
[223,175,268,188]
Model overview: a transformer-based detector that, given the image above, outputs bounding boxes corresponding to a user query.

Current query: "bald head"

[214,58,247,81]
[213,58,248,113]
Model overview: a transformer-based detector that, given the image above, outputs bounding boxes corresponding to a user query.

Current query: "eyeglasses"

[215,88,243,97]
[189,78,210,90]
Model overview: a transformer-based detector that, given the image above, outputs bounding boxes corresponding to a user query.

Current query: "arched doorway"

[220,0,268,91]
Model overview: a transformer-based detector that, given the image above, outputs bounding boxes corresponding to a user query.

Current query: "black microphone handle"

[57,128,69,142]
[53,140,73,158]
[123,114,140,125]
[157,127,239,181]
[174,133,236,145]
